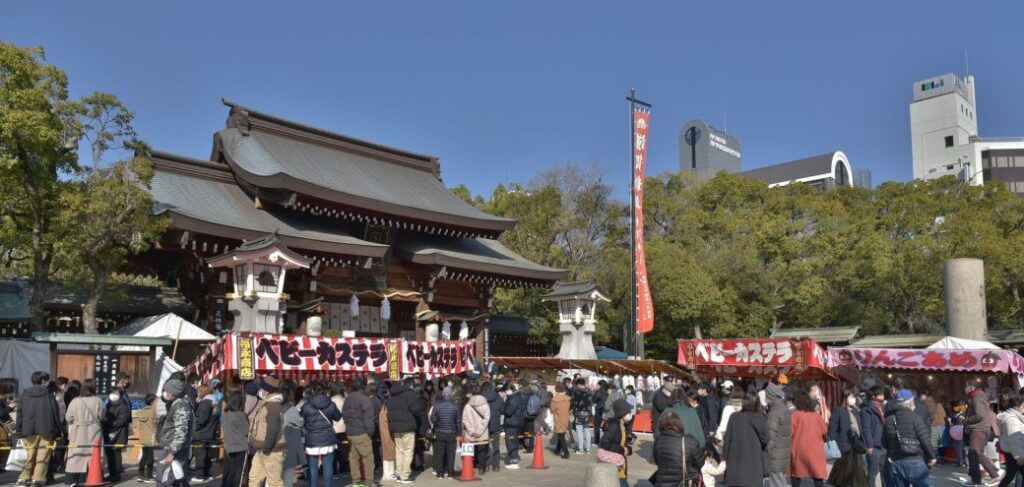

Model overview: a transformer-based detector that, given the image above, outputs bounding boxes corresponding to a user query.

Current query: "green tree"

[0,42,163,332]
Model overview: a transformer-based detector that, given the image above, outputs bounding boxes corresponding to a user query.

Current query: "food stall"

[188,332,478,382]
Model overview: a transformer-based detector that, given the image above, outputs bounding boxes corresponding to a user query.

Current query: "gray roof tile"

[218,127,514,232]
[396,235,567,282]
[150,154,387,258]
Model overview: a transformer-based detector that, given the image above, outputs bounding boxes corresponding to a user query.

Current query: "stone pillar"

[943,258,987,341]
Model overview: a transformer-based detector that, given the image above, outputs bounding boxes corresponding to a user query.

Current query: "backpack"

[526,394,541,418]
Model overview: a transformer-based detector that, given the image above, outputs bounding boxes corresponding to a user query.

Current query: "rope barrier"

[0,431,548,450]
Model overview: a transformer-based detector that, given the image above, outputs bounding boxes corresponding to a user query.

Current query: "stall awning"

[677,338,833,379]
[487,356,691,378]
[827,347,1024,374]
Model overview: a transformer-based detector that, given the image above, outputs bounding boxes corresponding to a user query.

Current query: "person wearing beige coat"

[550,385,572,459]
[64,381,105,485]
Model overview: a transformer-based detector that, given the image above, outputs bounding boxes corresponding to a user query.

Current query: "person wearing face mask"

[599,398,633,487]
[156,379,195,487]
[103,372,133,482]
[826,386,868,487]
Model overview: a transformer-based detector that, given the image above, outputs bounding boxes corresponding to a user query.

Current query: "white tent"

[927,336,1001,350]
[108,313,215,341]
[0,339,50,395]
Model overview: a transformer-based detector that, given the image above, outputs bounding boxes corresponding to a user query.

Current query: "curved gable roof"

[215,101,515,234]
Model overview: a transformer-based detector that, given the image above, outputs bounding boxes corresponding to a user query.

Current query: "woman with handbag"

[300,382,342,487]
[790,390,828,487]
[827,386,869,487]
[652,411,703,487]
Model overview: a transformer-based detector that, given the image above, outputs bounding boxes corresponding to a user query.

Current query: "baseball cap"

[896,389,914,402]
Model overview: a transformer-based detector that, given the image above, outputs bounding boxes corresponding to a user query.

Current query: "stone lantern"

[541,281,610,360]
[208,233,311,334]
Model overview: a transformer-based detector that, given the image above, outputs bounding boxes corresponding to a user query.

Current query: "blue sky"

[4,1,1024,199]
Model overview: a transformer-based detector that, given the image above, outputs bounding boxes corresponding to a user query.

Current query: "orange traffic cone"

[456,443,480,482]
[527,432,549,470]
[80,438,112,486]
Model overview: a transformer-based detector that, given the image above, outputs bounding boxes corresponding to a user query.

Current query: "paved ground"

[0,434,999,487]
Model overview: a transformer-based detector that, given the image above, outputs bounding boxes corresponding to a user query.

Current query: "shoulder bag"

[893,415,921,456]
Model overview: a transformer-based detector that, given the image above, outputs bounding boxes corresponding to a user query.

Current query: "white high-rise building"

[910,73,1024,193]
[910,73,979,183]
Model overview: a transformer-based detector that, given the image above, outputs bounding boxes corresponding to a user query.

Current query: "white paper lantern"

[441,320,451,340]
[458,321,469,340]
[349,294,360,317]
[381,296,391,321]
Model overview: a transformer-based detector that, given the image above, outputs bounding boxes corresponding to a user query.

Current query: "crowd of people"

[647,376,1024,487]
[2,369,1024,487]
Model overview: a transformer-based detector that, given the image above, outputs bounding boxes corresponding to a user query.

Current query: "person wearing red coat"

[790,390,828,487]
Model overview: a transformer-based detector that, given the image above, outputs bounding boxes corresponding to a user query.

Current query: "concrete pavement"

[0,434,994,487]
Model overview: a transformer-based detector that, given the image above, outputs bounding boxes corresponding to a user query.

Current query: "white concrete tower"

[910,73,979,183]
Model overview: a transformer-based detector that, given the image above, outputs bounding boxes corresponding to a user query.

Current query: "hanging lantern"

[380,296,391,321]
[350,293,360,317]
[458,321,469,340]
[441,320,452,340]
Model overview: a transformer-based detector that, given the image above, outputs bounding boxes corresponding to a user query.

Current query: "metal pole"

[628,89,637,358]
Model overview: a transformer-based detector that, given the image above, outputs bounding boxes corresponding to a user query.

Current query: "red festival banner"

[677,338,833,379]
[633,109,654,333]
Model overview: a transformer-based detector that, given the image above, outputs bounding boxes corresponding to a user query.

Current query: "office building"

[910,73,1024,194]
[854,168,872,189]
[741,151,854,189]
[679,119,742,181]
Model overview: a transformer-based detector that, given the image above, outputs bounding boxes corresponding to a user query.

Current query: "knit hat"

[260,375,281,393]
[163,379,185,397]
[611,398,630,419]
[896,389,914,402]
[765,384,786,401]
[244,380,261,396]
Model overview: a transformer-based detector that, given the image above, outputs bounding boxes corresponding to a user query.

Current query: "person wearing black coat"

[482,384,504,471]
[883,391,936,487]
[15,371,61,486]
[103,388,132,482]
[387,379,425,482]
[721,393,769,487]
[697,383,720,439]
[300,392,342,487]
[343,378,376,487]
[430,390,461,478]
[502,383,526,468]
[826,387,868,487]
[652,410,703,487]
[193,388,221,481]
[860,386,887,487]
[592,381,609,446]
[651,383,676,437]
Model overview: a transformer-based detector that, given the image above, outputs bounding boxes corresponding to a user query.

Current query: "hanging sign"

[829,348,1024,374]
[388,341,401,381]
[633,108,655,334]
[238,337,255,381]
[678,338,832,379]
[251,334,390,373]
[402,340,477,377]
[94,352,121,395]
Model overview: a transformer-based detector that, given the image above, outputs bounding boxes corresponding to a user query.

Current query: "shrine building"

[135,100,567,363]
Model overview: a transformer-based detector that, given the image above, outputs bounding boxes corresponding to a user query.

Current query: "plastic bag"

[984,441,999,462]
[5,439,27,472]
[825,440,842,461]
